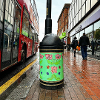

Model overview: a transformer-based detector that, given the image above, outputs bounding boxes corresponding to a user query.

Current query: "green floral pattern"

[39,53,64,81]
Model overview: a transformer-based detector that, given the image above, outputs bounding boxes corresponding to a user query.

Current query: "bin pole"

[45,0,52,35]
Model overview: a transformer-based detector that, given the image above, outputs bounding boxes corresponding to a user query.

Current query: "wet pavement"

[6,51,100,100]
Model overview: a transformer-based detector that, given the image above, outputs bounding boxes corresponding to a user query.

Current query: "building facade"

[57,4,70,45]
[68,0,100,57]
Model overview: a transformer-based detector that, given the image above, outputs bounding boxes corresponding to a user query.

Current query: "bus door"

[12,4,21,63]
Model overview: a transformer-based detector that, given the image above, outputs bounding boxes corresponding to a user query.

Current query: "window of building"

[72,20,74,27]
[76,14,78,24]
[80,30,84,37]
[82,4,85,18]
[76,32,79,40]
[59,20,61,26]
[68,14,70,25]
[79,0,82,10]
[94,20,100,39]
[76,0,79,14]
[72,8,74,20]
[91,0,98,8]
[86,0,90,13]
[31,0,34,6]
[79,9,81,21]
[74,17,76,26]
[94,20,100,51]
[71,22,72,29]
[63,13,64,21]
[85,25,93,42]
[75,2,77,16]
[82,0,85,5]
[70,11,72,23]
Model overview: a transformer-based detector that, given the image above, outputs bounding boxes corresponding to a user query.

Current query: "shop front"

[70,6,100,58]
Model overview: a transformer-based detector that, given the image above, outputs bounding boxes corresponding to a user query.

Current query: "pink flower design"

[51,66,57,74]
[55,54,61,59]
[45,54,52,60]
[40,54,44,59]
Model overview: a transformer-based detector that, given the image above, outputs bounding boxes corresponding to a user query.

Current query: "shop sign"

[75,25,82,33]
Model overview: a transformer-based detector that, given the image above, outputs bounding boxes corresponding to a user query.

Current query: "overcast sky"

[35,0,72,42]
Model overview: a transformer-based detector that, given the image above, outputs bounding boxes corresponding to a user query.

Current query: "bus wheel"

[21,50,26,63]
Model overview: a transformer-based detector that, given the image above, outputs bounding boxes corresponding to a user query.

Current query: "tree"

[94,27,100,40]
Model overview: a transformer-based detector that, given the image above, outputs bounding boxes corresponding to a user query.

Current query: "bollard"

[39,0,64,90]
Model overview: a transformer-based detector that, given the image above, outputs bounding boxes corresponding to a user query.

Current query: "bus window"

[12,4,21,63]
[0,0,3,49]
[0,0,3,22]
[29,25,33,39]
[22,8,29,37]
[2,0,14,68]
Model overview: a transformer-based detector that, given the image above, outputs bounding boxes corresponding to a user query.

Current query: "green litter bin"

[39,34,64,90]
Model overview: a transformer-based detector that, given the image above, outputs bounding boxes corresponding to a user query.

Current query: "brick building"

[57,4,70,45]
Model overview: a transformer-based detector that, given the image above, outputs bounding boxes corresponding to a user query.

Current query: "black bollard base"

[39,79,64,90]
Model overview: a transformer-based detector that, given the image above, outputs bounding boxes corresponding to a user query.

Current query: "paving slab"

[6,51,100,100]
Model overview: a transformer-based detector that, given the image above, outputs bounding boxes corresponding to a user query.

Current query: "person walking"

[91,39,95,55]
[72,37,78,57]
[79,33,90,60]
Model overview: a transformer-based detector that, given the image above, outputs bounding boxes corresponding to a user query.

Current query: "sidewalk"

[25,51,100,100]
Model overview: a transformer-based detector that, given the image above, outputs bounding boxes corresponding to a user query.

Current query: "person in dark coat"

[79,33,90,60]
[91,40,94,55]
[72,37,78,57]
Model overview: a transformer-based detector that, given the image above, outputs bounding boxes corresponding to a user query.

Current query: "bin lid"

[40,33,63,49]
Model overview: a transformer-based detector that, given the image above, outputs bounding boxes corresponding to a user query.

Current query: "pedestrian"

[79,33,90,60]
[71,37,78,57]
[91,39,94,55]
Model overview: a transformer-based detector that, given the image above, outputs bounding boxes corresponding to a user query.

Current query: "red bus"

[0,0,39,72]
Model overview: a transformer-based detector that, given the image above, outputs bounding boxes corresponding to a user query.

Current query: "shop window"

[85,25,93,42]
[94,20,100,39]
[80,30,84,37]
[94,20,100,51]
[76,32,79,40]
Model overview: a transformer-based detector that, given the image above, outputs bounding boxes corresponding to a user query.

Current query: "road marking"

[0,58,37,95]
